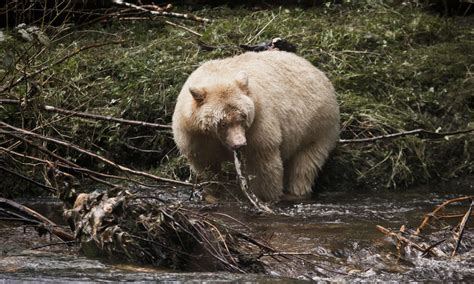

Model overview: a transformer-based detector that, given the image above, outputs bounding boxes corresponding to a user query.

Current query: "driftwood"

[68,187,346,277]
[0,197,74,242]
[69,189,271,272]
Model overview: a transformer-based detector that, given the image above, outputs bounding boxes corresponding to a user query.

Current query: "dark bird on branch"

[239,37,297,53]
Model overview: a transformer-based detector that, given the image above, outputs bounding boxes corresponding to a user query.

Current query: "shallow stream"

[0,178,472,282]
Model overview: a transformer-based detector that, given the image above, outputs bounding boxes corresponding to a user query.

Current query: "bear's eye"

[219,121,227,128]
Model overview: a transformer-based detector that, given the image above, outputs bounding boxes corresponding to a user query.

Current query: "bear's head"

[189,71,255,150]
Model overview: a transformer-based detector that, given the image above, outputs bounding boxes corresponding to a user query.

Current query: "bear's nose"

[227,125,247,150]
[231,141,247,150]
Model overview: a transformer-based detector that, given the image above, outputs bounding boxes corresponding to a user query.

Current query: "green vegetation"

[1,3,472,197]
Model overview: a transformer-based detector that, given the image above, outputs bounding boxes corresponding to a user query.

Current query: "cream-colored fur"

[172,51,340,201]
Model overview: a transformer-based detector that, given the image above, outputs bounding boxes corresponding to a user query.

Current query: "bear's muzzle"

[226,125,247,150]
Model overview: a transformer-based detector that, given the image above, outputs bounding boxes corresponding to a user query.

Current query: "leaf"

[36,31,51,46]
[18,29,34,42]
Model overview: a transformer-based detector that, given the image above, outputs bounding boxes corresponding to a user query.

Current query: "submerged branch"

[378,196,473,260]
[0,197,74,242]
[416,195,474,234]
[376,225,443,257]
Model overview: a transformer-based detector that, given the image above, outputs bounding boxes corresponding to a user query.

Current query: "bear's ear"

[189,87,206,103]
[235,71,248,91]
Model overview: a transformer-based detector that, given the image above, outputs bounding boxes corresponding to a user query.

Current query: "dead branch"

[0,145,142,187]
[339,128,474,144]
[0,121,193,187]
[0,133,120,189]
[0,165,56,193]
[0,40,126,94]
[421,238,447,257]
[112,0,211,23]
[233,150,275,214]
[107,2,204,36]
[122,142,161,153]
[0,197,74,242]
[452,199,473,257]
[5,101,471,142]
[0,99,171,130]
[163,20,203,37]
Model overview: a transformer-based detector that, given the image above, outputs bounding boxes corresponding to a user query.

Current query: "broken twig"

[233,150,274,214]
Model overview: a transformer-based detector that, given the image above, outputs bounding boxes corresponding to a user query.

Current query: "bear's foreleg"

[245,149,284,201]
[285,142,330,196]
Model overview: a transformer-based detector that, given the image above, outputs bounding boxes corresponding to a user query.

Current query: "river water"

[0,178,472,282]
